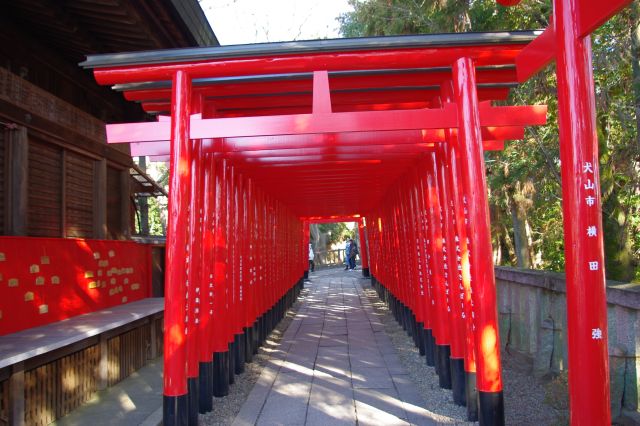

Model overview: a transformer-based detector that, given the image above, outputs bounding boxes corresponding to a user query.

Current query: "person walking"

[344,237,351,270]
[348,238,358,270]
[308,243,315,273]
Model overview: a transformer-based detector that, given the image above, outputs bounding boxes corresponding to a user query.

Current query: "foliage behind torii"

[339,0,640,282]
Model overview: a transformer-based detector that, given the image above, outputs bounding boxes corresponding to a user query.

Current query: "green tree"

[339,0,640,281]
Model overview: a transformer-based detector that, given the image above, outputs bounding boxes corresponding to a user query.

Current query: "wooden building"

[0,3,216,425]
[0,0,217,239]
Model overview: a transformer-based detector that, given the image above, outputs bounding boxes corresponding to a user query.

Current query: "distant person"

[344,237,351,270]
[348,238,359,270]
[308,243,315,272]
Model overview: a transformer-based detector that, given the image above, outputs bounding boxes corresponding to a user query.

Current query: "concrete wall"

[495,266,640,419]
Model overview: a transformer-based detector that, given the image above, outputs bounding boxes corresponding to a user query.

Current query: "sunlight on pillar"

[480,324,501,391]
[168,324,185,346]
[178,157,190,177]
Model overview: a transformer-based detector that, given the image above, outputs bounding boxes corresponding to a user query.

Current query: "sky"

[200,0,354,45]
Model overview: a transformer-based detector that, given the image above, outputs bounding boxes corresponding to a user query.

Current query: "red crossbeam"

[109,104,545,146]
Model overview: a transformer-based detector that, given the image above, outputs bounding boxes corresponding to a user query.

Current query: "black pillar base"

[466,372,479,421]
[257,315,264,346]
[244,327,253,363]
[478,390,504,426]
[252,322,259,354]
[198,361,213,413]
[361,267,370,277]
[424,329,435,366]
[417,323,425,356]
[436,344,452,389]
[234,333,245,374]
[228,342,236,384]
[163,394,188,426]
[450,358,466,406]
[213,351,230,397]
[187,377,199,425]
[410,314,417,344]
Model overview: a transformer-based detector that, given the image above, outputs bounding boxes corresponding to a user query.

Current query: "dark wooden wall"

[0,131,5,235]
[0,65,133,240]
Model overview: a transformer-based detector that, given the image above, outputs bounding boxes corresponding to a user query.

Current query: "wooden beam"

[61,150,67,237]
[40,0,106,53]
[8,362,24,426]
[0,98,133,167]
[98,334,108,390]
[7,126,27,236]
[120,168,131,239]
[93,159,107,239]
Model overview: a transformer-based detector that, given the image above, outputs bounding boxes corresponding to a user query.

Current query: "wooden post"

[138,156,150,236]
[150,317,158,360]
[9,362,25,426]
[120,168,131,239]
[7,126,27,236]
[98,334,108,390]
[93,159,107,239]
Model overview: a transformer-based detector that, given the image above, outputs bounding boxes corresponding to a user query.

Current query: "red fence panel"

[0,236,150,335]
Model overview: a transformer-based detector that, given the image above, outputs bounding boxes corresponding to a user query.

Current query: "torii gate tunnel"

[81,0,632,424]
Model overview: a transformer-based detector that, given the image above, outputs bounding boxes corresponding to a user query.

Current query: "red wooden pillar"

[163,70,191,425]
[244,178,256,361]
[357,219,369,277]
[411,169,433,362]
[303,220,310,279]
[443,104,479,420]
[198,151,215,413]
[424,152,452,389]
[554,0,611,422]
[414,168,437,366]
[231,167,246,376]
[402,180,423,351]
[453,57,504,425]
[436,141,467,405]
[185,136,203,421]
[212,158,230,397]
[185,134,202,424]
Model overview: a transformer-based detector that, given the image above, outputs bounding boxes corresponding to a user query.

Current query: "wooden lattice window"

[64,151,94,238]
[28,138,62,237]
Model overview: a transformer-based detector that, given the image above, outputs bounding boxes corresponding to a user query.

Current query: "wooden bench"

[0,298,164,426]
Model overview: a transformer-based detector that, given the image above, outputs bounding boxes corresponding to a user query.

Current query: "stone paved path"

[233,268,445,426]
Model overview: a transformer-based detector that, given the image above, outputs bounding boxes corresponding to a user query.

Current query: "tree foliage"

[318,222,353,246]
[339,0,640,281]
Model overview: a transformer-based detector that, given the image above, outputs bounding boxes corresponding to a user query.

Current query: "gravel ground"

[360,279,564,426]
[200,276,563,425]
[200,287,309,426]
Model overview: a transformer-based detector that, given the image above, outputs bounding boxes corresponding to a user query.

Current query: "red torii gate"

[79,1,632,424]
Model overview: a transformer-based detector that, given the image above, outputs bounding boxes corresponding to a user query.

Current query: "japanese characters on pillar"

[416,168,436,332]
[553,0,612,422]
[412,170,432,336]
[186,137,203,391]
[461,194,476,334]
[424,153,451,348]
[582,160,603,339]
[200,152,215,364]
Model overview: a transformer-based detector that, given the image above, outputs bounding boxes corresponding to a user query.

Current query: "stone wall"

[495,266,640,418]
